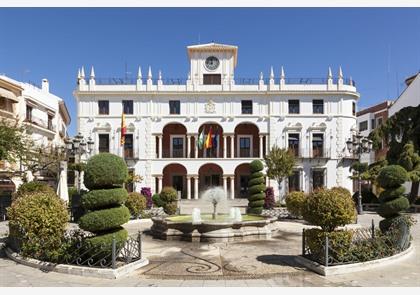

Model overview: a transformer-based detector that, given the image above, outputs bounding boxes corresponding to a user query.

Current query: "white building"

[74,43,359,201]
[0,75,71,187]
[389,72,420,117]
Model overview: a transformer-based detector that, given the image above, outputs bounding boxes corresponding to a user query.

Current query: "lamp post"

[65,132,94,193]
[346,133,373,215]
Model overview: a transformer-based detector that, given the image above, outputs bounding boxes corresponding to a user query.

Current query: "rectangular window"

[288,133,300,157]
[312,133,324,157]
[124,134,134,158]
[26,105,32,121]
[98,100,109,115]
[48,115,53,131]
[169,100,180,115]
[241,100,253,114]
[371,119,376,129]
[313,170,325,190]
[203,74,221,85]
[377,117,383,127]
[313,99,324,114]
[288,171,300,192]
[352,102,356,116]
[359,121,368,131]
[122,100,133,115]
[126,169,134,193]
[98,134,109,153]
[171,137,184,158]
[288,100,300,114]
[239,137,251,157]
[0,99,13,113]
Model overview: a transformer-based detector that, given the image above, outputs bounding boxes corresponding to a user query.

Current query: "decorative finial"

[350,76,353,86]
[188,71,191,80]
[270,66,274,79]
[259,72,263,80]
[328,66,332,79]
[148,66,152,79]
[280,66,285,79]
[80,66,85,78]
[77,68,81,79]
[90,66,95,79]
[138,66,142,79]
[339,66,343,79]
[158,70,162,80]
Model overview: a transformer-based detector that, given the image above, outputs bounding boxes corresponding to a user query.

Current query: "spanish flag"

[204,126,213,149]
[120,112,126,146]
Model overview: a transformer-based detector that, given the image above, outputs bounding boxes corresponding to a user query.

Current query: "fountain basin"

[151,214,277,242]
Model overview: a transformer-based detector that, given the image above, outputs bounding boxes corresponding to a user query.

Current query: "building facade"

[74,43,359,201]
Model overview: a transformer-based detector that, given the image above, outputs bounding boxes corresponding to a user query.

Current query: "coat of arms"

[205,99,216,113]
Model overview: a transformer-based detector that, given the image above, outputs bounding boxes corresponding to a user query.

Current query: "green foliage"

[164,202,178,215]
[84,227,128,253]
[378,186,406,203]
[125,192,147,218]
[152,193,165,208]
[305,229,353,262]
[264,145,296,188]
[0,118,30,164]
[377,165,408,188]
[330,186,352,199]
[377,197,410,218]
[302,188,356,232]
[79,205,130,233]
[7,191,69,261]
[81,188,128,210]
[351,161,368,174]
[285,191,307,217]
[68,162,86,172]
[12,181,54,201]
[84,153,128,190]
[160,186,178,203]
[247,160,266,214]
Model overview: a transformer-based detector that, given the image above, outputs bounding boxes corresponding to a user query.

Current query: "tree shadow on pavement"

[256,254,302,268]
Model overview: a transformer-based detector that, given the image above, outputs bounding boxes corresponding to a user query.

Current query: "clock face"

[205,56,220,71]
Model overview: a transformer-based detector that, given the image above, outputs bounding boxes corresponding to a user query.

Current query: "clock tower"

[187,42,238,85]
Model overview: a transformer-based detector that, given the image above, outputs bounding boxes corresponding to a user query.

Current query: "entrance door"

[204,174,220,189]
[239,175,250,198]
[172,175,184,198]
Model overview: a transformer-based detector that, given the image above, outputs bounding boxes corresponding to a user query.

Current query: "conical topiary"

[79,153,130,251]
[376,165,410,232]
[247,160,266,214]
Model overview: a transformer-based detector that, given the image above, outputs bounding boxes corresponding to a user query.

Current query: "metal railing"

[25,116,56,132]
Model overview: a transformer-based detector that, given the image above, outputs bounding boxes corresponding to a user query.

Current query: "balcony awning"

[0,87,18,102]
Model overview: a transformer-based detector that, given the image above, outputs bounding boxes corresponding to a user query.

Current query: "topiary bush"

[285,191,306,217]
[159,187,178,215]
[83,152,128,190]
[125,192,147,218]
[302,188,356,232]
[141,187,153,209]
[264,187,275,209]
[330,187,352,199]
[247,160,266,214]
[12,181,55,201]
[7,191,69,261]
[152,193,164,208]
[79,153,130,252]
[376,165,410,232]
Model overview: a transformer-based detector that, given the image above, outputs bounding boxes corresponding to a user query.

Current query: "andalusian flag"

[120,112,126,146]
[197,128,205,149]
[204,126,213,149]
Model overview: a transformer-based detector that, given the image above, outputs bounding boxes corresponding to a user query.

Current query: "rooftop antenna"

[387,44,391,100]
[125,62,131,80]
[396,71,400,97]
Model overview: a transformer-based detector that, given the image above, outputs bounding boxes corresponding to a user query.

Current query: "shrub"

[160,187,178,203]
[12,181,54,201]
[330,187,352,199]
[125,192,147,218]
[152,193,165,208]
[83,153,128,190]
[84,227,128,255]
[164,202,178,215]
[285,191,306,217]
[7,191,69,261]
[79,206,130,232]
[247,160,266,215]
[302,188,356,232]
[81,188,128,210]
[141,187,153,209]
[376,165,410,232]
[264,187,275,209]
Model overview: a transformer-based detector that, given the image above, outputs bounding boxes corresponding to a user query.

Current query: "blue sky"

[1,8,419,136]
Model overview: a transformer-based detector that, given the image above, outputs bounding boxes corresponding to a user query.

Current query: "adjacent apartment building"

[74,43,359,201]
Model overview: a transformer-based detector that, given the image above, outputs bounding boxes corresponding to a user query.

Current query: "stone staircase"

[179,199,248,215]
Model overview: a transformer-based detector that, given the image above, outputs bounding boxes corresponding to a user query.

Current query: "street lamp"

[346,132,373,215]
[65,133,95,192]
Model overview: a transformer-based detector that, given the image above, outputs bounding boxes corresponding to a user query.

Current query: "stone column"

[259,134,264,158]
[194,176,199,200]
[194,134,198,158]
[230,135,235,158]
[186,135,191,158]
[229,176,235,199]
[223,135,227,158]
[158,135,163,158]
[223,176,228,193]
[186,176,191,200]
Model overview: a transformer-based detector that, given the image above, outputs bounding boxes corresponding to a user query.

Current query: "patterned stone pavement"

[1,213,419,287]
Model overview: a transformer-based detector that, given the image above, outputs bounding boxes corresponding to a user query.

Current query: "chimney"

[42,79,49,92]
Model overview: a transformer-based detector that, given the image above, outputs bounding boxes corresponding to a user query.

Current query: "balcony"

[294,148,331,159]
[25,116,56,133]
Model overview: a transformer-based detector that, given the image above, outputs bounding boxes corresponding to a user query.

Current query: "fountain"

[151,187,276,242]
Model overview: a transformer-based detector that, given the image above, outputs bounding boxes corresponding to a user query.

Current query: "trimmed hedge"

[81,188,128,210]
[376,165,407,188]
[285,191,306,217]
[330,187,352,199]
[247,160,266,215]
[164,202,178,215]
[377,197,410,217]
[83,153,128,190]
[305,228,353,261]
[378,186,406,203]
[12,181,55,201]
[85,227,128,252]
[79,205,130,233]
[152,193,165,208]
[160,187,178,203]
[125,192,147,218]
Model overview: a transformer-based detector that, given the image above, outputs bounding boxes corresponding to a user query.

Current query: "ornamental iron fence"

[302,220,411,266]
